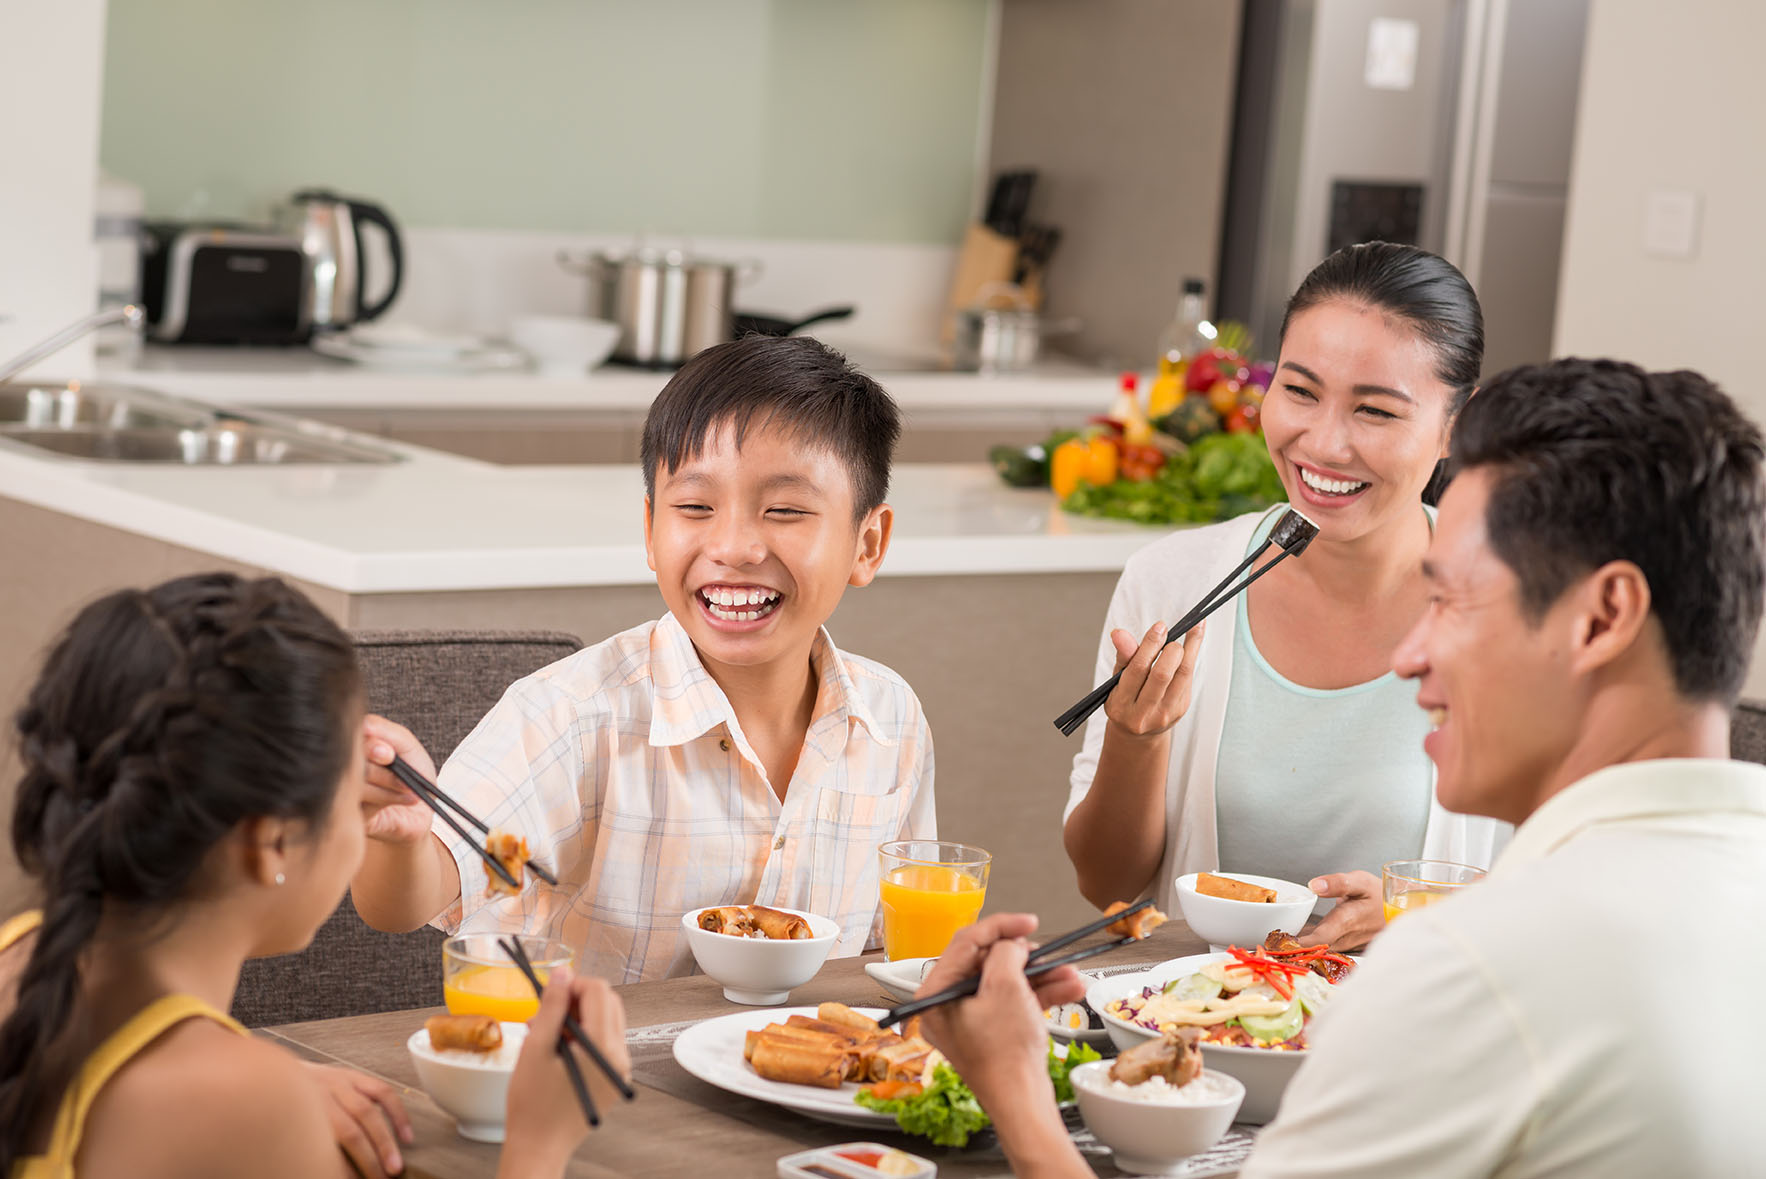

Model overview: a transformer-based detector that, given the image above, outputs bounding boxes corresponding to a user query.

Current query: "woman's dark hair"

[1452,359,1766,704]
[0,574,360,1169]
[640,334,901,519]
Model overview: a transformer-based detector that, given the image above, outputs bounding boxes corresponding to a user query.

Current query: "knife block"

[941,223,1020,348]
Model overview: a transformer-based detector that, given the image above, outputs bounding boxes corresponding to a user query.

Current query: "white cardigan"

[1064,508,1511,915]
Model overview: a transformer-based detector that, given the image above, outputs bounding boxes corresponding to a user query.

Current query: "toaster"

[140,223,311,345]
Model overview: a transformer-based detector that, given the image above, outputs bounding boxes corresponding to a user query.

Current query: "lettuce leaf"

[1047,1039,1102,1104]
[853,1063,991,1148]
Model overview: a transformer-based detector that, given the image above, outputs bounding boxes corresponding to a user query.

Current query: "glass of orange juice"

[442,935,575,1022]
[878,840,991,960]
[1381,860,1484,922]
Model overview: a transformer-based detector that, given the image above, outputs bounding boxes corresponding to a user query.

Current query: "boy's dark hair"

[640,335,901,519]
[1451,358,1766,704]
[0,574,360,1170]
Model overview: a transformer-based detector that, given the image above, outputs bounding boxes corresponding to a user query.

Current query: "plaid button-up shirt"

[429,612,936,983]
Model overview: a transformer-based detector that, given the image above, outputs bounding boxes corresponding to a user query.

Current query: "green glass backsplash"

[100,0,991,243]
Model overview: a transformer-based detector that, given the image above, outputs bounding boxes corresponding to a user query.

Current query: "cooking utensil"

[950,283,1077,374]
[984,169,1039,238]
[731,305,855,338]
[557,248,762,367]
[283,190,404,330]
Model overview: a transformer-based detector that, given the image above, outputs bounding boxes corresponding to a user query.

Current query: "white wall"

[0,1,107,380]
[1554,0,1766,699]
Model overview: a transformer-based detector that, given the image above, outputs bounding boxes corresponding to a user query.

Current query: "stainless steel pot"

[559,248,760,367]
[951,284,1079,374]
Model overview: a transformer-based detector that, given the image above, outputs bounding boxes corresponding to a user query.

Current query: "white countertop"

[94,345,1125,415]
[0,421,1166,594]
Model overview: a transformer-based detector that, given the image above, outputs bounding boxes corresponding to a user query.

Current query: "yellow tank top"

[2,911,247,1179]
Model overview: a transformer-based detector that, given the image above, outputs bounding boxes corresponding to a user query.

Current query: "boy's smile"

[645,419,891,676]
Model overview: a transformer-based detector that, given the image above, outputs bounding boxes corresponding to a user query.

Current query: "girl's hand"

[1104,622,1206,739]
[302,1062,414,1178]
[501,967,631,1170]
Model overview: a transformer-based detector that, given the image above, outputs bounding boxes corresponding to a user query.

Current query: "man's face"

[644,419,889,678]
[1393,467,1582,824]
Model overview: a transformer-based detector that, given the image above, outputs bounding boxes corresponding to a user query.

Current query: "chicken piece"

[1262,930,1305,955]
[1108,1027,1202,1088]
[482,828,529,898]
[1103,900,1169,940]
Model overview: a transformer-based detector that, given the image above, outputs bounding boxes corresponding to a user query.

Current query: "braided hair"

[0,574,359,1170]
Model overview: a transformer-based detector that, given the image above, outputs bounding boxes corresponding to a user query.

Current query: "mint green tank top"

[1213,511,1433,887]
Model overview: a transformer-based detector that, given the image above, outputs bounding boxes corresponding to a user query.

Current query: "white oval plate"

[671,1006,897,1128]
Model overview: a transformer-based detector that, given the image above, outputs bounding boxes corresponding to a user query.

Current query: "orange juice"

[879,864,986,959]
[1382,890,1446,923]
[443,963,547,1022]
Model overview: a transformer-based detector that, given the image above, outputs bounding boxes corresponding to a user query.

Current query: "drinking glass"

[878,840,991,960]
[442,934,575,1022]
[1381,860,1485,922]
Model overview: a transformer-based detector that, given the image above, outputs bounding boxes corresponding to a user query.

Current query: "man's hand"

[361,714,441,846]
[302,1062,413,1178]
[1300,870,1385,952]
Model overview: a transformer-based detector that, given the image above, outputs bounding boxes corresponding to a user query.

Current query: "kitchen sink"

[0,424,399,465]
[0,381,212,430]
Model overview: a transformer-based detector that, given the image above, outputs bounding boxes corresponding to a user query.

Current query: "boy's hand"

[361,714,440,846]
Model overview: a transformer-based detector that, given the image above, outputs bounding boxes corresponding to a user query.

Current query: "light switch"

[1643,189,1701,258]
[1365,18,1419,91]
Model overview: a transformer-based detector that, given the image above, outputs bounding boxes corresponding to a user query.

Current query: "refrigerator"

[1216,0,1590,377]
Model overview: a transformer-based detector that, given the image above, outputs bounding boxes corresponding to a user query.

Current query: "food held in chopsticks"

[1196,872,1277,903]
[1102,899,1168,940]
[424,1012,503,1054]
[483,829,530,897]
[1104,933,1355,1051]
[699,903,813,940]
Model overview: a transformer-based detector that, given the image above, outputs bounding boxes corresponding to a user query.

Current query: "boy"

[352,336,935,982]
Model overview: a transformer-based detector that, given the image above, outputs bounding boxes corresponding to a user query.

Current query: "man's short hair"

[640,335,901,519]
[1451,358,1766,703]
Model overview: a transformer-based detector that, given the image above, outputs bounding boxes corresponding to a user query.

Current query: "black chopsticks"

[499,936,636,1129]
[387,755,557,888]
[873,898,1156,1029]
[1053,507,1320,736]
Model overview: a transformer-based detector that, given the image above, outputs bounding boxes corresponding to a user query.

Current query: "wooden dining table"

[261,919,1255,1179]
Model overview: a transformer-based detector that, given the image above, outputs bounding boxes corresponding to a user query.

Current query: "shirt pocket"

[804,786,912,949]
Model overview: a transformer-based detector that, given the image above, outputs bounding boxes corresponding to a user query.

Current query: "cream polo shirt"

[429,612,936,983]
[1243,758,1766,1179]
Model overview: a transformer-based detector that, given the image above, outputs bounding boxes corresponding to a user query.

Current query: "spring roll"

[871,1039,933,1082]
[483,829,530,898]
[749,1035,852,1089]
[817,1002,881,1032]
[1196,873,1277,903]
[1103,899,1170,939]
[743,1023,842,1062]
[424,1013,503,1053]
[784,1015,873,1044]
[749,905,813,940]
[698,906,759,937]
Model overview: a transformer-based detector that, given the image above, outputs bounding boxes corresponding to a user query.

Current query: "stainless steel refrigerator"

[1217,0,1589,377]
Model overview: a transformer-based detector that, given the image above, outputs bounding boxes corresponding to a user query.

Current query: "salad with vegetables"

[1105,939,1355,1052]
[853,1040,1101,1148]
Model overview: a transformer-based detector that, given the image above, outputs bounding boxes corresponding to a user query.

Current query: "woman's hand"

[500,966,631,1174]
[1300,870,1385,952]
[360,714,440,846]
[302,1062,414,1178]
[1104,621,1206,740]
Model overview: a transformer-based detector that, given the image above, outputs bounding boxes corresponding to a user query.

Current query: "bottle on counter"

[1148,277,1215,419]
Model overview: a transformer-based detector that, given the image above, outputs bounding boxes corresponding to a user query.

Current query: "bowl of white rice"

[1070,1060,1243,1175]
[406,1021,527,1142]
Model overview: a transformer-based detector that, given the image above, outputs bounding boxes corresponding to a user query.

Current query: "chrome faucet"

[0,304,145,384]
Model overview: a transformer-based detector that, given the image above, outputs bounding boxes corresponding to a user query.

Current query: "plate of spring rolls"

[671,1002,939,1128]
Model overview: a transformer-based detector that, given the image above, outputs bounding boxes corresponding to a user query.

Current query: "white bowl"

[1087,955,1307,1124]
[1070,1060,1243,1174]
[681,906,840,1005]
[406,1021,527,1142]
[863,955,934,1002]
[1173,871,1315,951]
[509,315,620,376]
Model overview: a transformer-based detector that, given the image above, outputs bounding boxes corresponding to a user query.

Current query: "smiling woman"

[1062,243,1509,952]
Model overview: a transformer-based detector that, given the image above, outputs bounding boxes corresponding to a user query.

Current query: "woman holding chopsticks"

[0,574,629,1179]
[1063,244,1509,950]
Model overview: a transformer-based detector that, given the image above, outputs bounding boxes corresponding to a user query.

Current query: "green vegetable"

[854,1063,991,1148]
[1154,397,1222,445]
[1062,432,1285,526]
[990,443,1049,488]
[1163,972,1224,1001]
[1238,998,1305,1044]
[1047,1039,1102,1104]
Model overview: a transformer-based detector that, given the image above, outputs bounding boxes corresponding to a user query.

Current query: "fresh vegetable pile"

[852,1041,1101,1148]
[1064,432,1284,525]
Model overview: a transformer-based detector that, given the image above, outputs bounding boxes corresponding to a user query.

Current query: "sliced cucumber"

[1162,972,1225,1001]
[1238,998,1304,1044]
[1294,972,1335,1016]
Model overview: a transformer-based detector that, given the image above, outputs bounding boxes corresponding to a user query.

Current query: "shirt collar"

[646,612,893,748]
[1492,757,1766,876]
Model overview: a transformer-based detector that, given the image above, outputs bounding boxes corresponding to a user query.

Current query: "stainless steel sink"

[0,381,401,465]
[0,424,399,465]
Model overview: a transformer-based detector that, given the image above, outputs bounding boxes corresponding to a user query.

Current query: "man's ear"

[848,504,894,588]
[643,497,657,573]
[1567,560,1653,678]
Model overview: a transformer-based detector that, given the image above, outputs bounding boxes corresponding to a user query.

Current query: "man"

[919,359,1766,1178]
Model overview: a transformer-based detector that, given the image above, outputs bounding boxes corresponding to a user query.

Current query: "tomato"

[1185,347,1250,393]
[1224,403,1260,434]
[1208,379,1242,416]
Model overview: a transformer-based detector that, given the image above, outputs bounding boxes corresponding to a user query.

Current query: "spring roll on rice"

[698,906,759,937]
[748,905,813,940]
[424,1013,503,1053]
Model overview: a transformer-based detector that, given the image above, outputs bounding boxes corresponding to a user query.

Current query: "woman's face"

[1260,300,1456,543]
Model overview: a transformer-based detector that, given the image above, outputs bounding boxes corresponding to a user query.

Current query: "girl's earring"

[274,872,286,886]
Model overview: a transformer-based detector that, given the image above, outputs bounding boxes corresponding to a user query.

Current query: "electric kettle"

[284,190,404,331]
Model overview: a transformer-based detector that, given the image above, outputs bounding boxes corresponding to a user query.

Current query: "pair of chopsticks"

[1053,507,1321,735]
[387,755,556,891]
[873,898,1156,1029]
[499,936,636,1128]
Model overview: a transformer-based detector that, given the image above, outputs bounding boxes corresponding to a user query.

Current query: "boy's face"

[645,418,892,677]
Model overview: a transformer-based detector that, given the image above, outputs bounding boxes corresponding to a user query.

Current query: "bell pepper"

[1084,432,1119,487]
[1051,432,1120,498]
